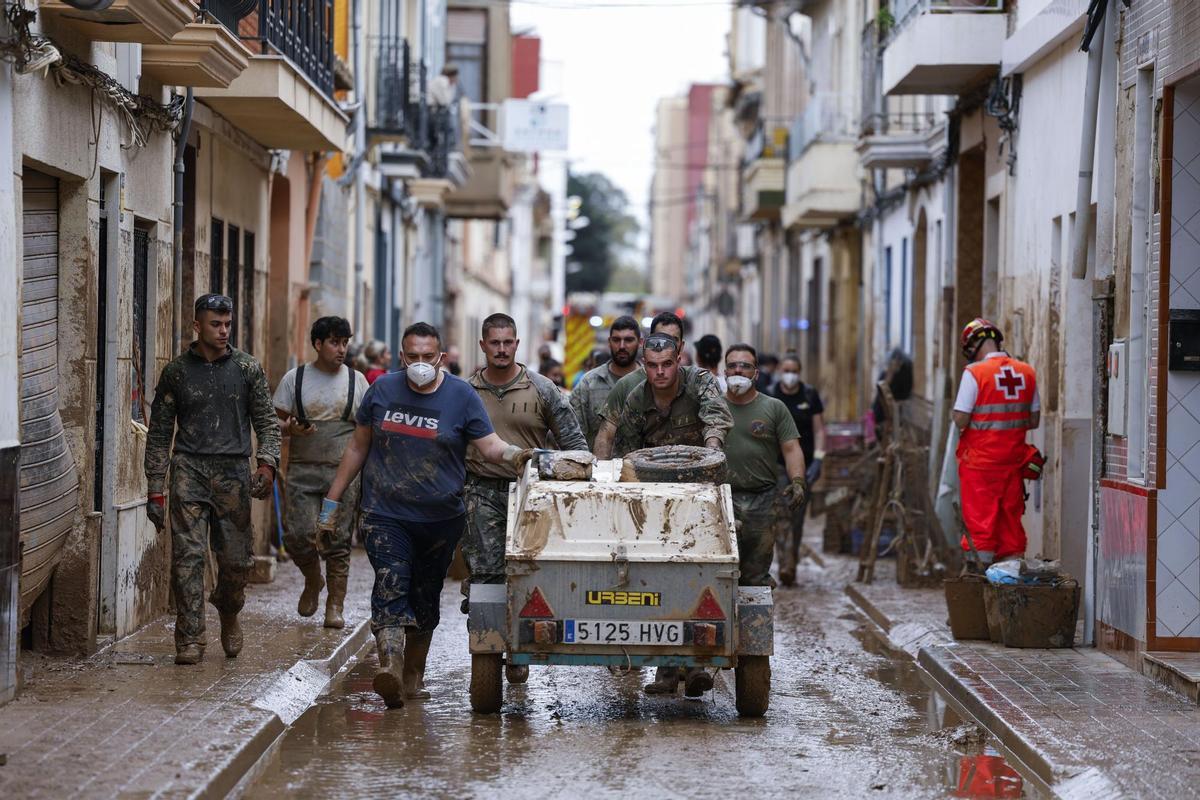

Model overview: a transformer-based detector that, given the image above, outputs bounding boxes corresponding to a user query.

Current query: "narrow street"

[247,554,1027,798]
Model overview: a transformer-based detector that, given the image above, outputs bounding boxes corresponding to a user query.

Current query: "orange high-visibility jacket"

[955,355,1037,469]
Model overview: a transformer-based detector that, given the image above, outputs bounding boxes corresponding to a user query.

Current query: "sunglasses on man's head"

[196,295,234,313]
[643,335,678,353]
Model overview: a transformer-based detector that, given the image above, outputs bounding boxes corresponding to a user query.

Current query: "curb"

[201,617,373,799]
[843,583,950,659]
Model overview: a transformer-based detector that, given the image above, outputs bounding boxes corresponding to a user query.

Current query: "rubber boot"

[683,667,713,697]
[643,666,681,695]
[373,627,406,709]
[175,643,204,665]
[323,572,346,629]
[402,631,433,700]
[219,612,243,658]
[505,664,529,684]
[778,568,796,587]
[297,560,325,617]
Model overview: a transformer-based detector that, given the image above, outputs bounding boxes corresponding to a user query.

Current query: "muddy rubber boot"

[683,667,713,697]
[643,666,681,695]
[778,568,796,587]
[373,627,406,709]
[505,664,529,684]
[297,560,325,617]
[323,573,346,629]
[402,631,433,700]
[219,612,243,658]
[175,644,204,665]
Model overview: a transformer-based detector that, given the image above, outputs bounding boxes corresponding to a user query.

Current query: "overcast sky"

[510,0,731,260]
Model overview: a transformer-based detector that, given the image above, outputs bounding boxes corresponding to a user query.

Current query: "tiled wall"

[1156,76,1200,639]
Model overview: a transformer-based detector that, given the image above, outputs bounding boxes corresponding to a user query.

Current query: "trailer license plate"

[562,620,684,645]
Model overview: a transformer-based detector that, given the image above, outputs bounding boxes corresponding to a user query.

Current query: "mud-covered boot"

[219,612,243,658]
[297,560,325,617]
[175,643,204,665]
[373,627,406,709]
[323,572,346,629]
[683,667,713,697]
[505,664,529,684]
[402,631,433,700]
[643,666,681,695]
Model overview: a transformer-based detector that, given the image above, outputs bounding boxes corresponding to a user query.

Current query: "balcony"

[445,103,515,220]
[881,0,1006,96]
[782,93,859,229]
[38,0,194,44]
[142,23,250,88]
[857,110,944,169]
[740,125,786,222]
[191,0,349,151]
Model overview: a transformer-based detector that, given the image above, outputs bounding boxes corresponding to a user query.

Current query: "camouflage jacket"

[465,364,587,479]
[569,362,632,450]
[600,365,733,457]
[144,344,282,493]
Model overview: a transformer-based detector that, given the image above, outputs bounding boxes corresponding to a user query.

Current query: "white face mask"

[406,360,439,388]
[779,373,800,389]
[727,376,754,395]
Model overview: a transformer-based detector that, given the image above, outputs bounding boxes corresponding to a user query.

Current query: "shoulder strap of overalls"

[294,364,308,425]
[342,365,355,421]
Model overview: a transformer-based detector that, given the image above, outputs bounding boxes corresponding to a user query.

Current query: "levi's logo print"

[381,405,440,439]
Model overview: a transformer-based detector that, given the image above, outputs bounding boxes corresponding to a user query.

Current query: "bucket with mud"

[944,575,989,640]
[996,581,1080,648]
[982,583,1004,643]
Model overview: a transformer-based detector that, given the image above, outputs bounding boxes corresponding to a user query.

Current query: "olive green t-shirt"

[725,393,800,492]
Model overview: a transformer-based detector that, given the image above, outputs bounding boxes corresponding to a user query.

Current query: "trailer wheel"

[735,656,771,717]
[623,445,727,484]
[470,653,503,713]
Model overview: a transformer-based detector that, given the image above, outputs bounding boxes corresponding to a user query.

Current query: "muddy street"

[246,553,1032,798]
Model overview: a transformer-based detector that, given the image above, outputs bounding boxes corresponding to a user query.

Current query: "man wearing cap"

[144,294,281,665]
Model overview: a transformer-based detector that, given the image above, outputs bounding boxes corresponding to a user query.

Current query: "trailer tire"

[623,445,727,484]
[470,653,503,713]
[735,656,771,717]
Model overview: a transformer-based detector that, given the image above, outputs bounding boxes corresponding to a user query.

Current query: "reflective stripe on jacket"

[956,356,1037,468]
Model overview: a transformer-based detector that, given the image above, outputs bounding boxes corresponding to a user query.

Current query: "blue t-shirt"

[356,371,494,522]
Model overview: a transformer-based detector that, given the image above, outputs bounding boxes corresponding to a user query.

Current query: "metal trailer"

[466,460,774,717]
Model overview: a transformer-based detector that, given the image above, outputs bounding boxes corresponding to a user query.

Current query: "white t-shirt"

[953,352,1041,414]
[273,363,369,421]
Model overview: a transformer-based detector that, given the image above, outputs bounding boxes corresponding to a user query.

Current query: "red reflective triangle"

[693,587,725,620]
[519,587,554,618]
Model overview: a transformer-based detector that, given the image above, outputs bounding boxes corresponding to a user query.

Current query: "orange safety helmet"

[961,318,1003,360]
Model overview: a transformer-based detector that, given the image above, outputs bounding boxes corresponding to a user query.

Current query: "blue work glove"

[317,497,340,531]
[805,458,823,486]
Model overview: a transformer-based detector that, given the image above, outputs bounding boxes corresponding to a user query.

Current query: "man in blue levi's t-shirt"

[318,322,535,709]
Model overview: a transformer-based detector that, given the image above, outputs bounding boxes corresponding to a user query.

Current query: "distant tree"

[565,172,640,294]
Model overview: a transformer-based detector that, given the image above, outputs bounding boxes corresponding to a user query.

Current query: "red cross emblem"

[994,366,1026,400]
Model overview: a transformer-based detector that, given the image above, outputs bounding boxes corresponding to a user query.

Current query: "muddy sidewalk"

[0,552,374,799]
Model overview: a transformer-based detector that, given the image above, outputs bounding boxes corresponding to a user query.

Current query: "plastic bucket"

[944,575,990,640]
[997,582,1080,648]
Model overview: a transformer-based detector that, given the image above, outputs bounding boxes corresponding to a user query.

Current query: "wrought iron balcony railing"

[788,93,855,162]
[201,0,335,98]
[883,0,1005,47]
[368,35,460,179]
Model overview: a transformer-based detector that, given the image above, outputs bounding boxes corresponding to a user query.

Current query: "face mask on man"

[727,376,754,395]
[779,373,801,389]
[407,359,440,387]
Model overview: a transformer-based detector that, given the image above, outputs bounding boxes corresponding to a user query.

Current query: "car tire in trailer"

[622,445,726,484]
[735,655,770,718]
[470,653,503,713]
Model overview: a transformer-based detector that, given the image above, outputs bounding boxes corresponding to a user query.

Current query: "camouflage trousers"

[462,478,511,585]
[731,487,784,587]
[774,471,809,577]
[169,453,254,648]
[283,461,356,580]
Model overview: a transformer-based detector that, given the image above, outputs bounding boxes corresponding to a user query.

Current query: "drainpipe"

[172,87,195,354]
[1070,1,1107,280]
[352,0,366,336]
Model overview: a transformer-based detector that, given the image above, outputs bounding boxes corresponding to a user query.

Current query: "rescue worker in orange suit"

[952,319,1040,568]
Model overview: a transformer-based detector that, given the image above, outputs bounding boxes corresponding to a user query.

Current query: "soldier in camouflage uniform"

[591,332,732,698]
[569,315,643,449]
[144,294,281,666]
[463,315,587,687]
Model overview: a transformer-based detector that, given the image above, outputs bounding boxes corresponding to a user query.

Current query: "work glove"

[286,417,316,437]
[316,498,340,549]
[805,457,823,486]
[250,464,275,500]
[504,445,546,472]
[783,476,809,510]
[146,493,166,531]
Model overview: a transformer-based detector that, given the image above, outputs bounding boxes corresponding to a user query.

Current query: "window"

[242,230,255,355]
[210,218,224,294]
[447,9,487,102]
[227,224,241,348]
[132,226,150,423]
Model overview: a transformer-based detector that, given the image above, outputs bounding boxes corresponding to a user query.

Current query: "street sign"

[501,99,569,153]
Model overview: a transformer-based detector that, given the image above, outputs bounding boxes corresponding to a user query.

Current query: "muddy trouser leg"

[207,457,254,618]
[732,489,778,587]
[283,462,325,570]
[408,514,467,634]
[360,513,421,633]
[169,455,215,649]
[773,473,799,577]
[462,482,509,585]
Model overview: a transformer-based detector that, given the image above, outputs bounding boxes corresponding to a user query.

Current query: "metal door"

[18,170,80,620]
